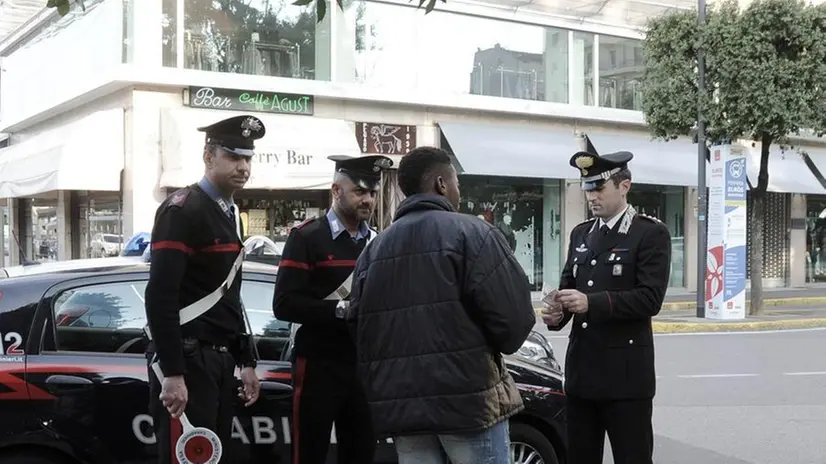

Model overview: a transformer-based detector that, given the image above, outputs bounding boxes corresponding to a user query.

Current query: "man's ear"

[435,175,447,195]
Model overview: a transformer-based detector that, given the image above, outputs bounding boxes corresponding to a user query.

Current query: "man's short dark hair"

[610,168,632,187]
[398,147,454,197]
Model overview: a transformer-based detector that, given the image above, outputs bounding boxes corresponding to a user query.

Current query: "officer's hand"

[160,375,188,418]
[558,289,589,314]
[239,367,260,407]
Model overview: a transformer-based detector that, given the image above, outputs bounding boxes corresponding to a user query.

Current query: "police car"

[0,257,566,464]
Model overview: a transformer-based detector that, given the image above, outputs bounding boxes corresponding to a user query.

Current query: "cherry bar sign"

[185,86,314,116]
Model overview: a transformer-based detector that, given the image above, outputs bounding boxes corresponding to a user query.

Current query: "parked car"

[0,257,566,464]
[90,233,123,257]
[120,232,151,257]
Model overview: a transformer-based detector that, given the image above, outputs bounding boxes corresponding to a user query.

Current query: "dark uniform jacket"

[272,213,374,363]
[548,205,671,400]
[144,184,255,376]
[347,194,537,437]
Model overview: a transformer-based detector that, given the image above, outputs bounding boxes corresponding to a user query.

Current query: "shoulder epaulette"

[291,217,316,232]
[638,213,663,224]
[577,217,597,227]
[166,188,191,208]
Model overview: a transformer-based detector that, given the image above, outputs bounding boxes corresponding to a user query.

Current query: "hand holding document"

[540,283,564,326]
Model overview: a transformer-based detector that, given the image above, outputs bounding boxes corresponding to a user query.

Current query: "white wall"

[0,0,124,130]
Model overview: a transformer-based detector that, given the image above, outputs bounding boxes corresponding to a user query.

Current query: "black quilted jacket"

[347,194,536,437]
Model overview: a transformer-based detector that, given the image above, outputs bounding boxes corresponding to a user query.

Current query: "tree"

[641,0,826,315]
[49,0,445,22]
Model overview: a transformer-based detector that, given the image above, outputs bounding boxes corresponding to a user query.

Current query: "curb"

[652,317,826,333]
[659,296,826,311]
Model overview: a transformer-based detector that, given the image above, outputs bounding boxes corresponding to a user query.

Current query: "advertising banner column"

[706,144,748,319]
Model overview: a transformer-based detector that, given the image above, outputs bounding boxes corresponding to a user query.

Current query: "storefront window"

[458,176,563,291]
[598,35,644,111]
[162,0,321,80]
[79,193,124,259]
[30,198,59,263]
[236,190,331,245]
[805,195,826,282]
[345,1,569,104]
[626,184,685,287]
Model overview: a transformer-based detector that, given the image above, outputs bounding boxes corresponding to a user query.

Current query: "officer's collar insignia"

[575,244,588,252]
[241,117,263,138]
[618,205,637,235]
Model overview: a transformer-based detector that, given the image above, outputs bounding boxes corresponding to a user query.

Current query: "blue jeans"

[394,419,511,464]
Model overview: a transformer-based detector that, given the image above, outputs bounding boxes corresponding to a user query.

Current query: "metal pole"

[696,0,707,318]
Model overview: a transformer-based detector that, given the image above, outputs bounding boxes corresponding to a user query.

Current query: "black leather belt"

[183,338,229,353]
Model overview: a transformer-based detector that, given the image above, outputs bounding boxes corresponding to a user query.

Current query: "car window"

[51,279,289,359]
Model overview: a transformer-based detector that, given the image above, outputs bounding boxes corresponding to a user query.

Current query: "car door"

[228,274,295,463]
[25,272,155,464]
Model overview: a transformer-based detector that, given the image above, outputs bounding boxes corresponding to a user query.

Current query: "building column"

[789,193,806,287]
[56,191,73,261]
[685,187,698,292]
[6,200,18,266]
[17,199,34,264]
[122,91,171,238]
[129,0,162,67]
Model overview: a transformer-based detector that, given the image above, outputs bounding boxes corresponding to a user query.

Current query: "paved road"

[535,323,826,464]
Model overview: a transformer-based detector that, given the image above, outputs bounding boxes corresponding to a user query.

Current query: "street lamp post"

[696,0,707,318]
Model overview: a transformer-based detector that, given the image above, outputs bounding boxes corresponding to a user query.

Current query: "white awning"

[159,108,363,190]
[584,130,702,187]
[437,120,578,179]
[0,108,125,198]
[745,144,826,194]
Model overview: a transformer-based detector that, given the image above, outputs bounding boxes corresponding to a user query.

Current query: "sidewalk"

[532,286,826,333]
[659,284,826,310]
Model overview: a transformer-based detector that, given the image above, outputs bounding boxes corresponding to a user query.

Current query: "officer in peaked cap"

[273,153,393,464]
[540,148,672,464]
[571,150,634,191]
[197,114,266,156]
[328,154,394,190]
[145,113,266,464]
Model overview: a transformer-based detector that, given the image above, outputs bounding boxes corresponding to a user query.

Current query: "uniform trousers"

[148,340,237,464]
[566,394,654,464]
[291,355,375,464]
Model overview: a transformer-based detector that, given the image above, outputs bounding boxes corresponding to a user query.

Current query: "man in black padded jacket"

[347,146,536,464]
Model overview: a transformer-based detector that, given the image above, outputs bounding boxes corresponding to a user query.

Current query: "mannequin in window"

[497,213,517,252]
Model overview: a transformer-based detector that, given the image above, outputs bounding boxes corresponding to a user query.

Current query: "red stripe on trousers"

[170,417,182,461]
[292,356,308,464]
[316,260,357,267]
[280,260,309,270]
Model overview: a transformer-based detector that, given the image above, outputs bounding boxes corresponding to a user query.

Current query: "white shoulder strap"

[144,249,245,340]
[324,229,377,301]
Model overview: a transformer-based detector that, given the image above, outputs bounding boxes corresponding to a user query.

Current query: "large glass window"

[598,35,644,111]
[345,1,569,103]
[805,195,826,283]
[571,31,595,106]
[78,192,124,259]
[162,0,322,80]
[626,184,686,287]
[458,176,563,291]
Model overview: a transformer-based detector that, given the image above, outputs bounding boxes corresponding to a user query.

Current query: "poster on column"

[705,144,748,319]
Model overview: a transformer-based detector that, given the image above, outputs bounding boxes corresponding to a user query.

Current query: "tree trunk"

[749,135,772,316]
[749,190,765,316]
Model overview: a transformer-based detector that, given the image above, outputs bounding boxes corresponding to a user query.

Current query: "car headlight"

[516,331,561,371]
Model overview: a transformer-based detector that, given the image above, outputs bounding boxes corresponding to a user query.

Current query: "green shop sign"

[185,86,314,116]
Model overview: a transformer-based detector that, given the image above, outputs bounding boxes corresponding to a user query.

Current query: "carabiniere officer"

[541,149,672,464]
[144,114,263,464]
[273,154,393,464]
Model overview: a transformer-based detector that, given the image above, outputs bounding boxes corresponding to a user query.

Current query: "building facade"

[1,0,825,295]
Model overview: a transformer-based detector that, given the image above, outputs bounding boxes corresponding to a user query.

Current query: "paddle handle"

[151,361,194,431]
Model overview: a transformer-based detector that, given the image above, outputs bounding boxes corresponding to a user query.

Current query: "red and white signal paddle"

[151,362,224,464]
